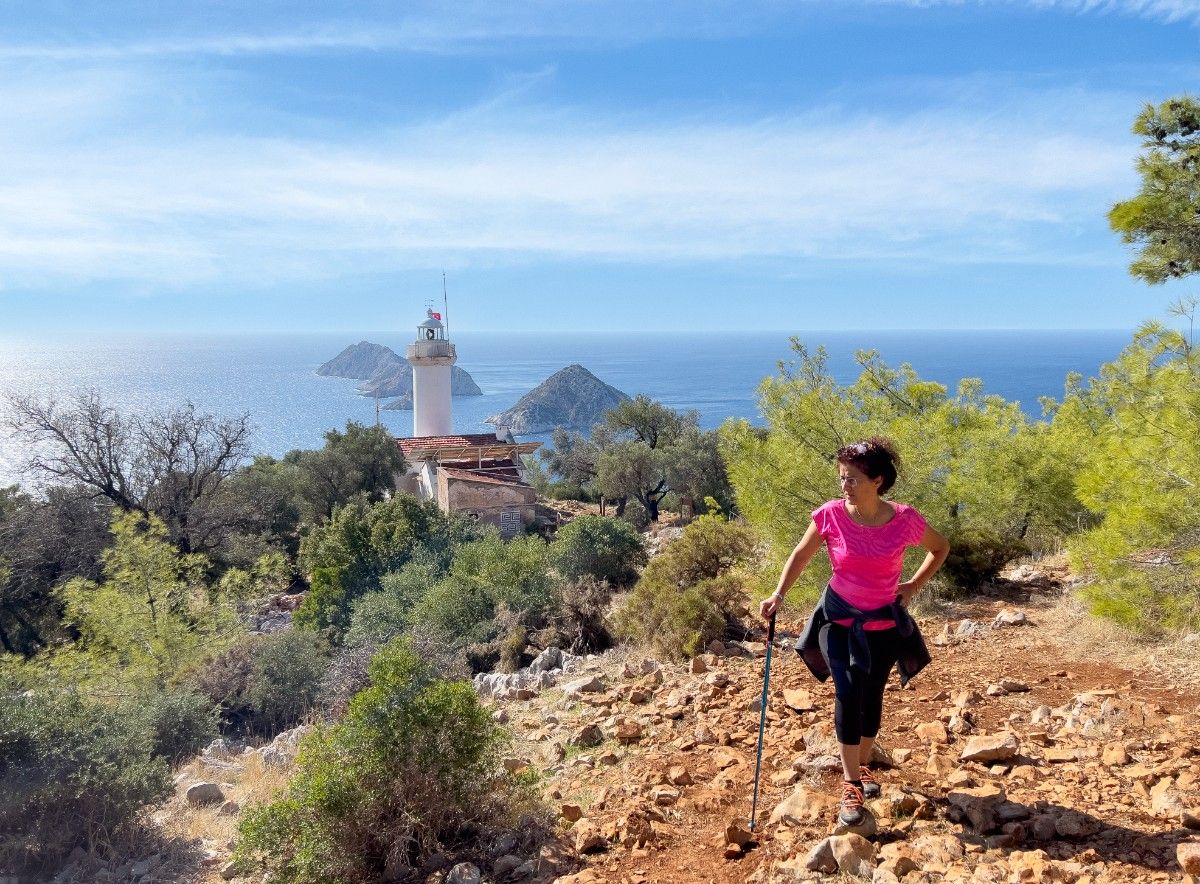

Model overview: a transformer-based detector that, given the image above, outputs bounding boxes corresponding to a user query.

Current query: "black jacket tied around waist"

[795,585,931,687]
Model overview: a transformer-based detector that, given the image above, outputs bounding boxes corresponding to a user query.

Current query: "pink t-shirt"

[812,499,928,630]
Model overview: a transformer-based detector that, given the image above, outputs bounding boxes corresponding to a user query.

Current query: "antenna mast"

[442,271,450,339]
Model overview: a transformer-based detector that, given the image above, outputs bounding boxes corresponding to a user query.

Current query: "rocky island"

[486,364,629,435]
[317,341,482,410]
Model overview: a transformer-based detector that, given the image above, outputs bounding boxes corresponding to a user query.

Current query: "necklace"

[846,500,893,526]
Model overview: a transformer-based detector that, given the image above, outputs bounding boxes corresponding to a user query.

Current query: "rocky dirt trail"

[487,561,1200,884]
[151,559,1200,884]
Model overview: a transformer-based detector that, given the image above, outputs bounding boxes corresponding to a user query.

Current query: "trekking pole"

[749,611,777,831]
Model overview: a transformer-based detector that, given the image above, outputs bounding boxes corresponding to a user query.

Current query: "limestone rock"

[614,719,643,744]
[947,783,1006,832]
[960,733,1019,763]
[877,844,921,878]
[573,820,606,854]
[783,688,815,711]
[723,820,753,848]
[563,676,605,697]
[666,765,693,786]
[560,803,583,822]
[1102,741,1128,765]
[1053,809,1101,839]
[651,786,680,806]
[569,724,603,748]
[1179,841,1200,875]
[832,808,878,838]
[916,721,950,745]
[768,784,838,826]
[1151,777,1185,817]
[829,833,876,877]
[993,608,1028,627]
[804,838,838,873]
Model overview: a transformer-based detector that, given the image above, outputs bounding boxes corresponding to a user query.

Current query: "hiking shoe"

[859,764,881,799]
[838,780,866,826]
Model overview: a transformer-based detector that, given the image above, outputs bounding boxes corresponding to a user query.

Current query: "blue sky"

[1,1,1198,334]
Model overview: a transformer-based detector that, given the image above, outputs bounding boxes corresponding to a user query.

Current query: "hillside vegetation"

[3,96,1200,884]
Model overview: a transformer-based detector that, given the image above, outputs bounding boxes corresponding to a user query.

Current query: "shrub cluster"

[191,630,329,737]
[336,512,644,672]
[234,640,527,883]
[0,690,174,873]
[294,494,475,638]
[550,515,646,586]
[617,515,756,659]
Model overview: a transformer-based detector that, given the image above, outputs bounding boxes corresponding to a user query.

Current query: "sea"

[0,330,1133,489]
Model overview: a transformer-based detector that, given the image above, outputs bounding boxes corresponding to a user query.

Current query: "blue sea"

[0,330,1132,488]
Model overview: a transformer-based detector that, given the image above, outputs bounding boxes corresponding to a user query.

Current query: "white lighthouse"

[406,308,457,437]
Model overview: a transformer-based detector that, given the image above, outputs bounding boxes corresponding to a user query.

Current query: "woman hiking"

[759,438,950,827]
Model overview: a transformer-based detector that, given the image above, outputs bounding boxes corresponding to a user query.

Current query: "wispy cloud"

[0,66,1139,289]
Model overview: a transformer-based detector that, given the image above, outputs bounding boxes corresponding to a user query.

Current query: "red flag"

[431,311,442,320]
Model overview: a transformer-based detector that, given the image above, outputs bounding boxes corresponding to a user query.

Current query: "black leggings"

[819,623,902,746]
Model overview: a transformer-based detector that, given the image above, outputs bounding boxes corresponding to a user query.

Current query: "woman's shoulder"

[813,499,842,518]
[891,501,925,520]
[890,502,928,536]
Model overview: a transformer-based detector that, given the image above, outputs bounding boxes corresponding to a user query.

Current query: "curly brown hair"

[836,436,901,495]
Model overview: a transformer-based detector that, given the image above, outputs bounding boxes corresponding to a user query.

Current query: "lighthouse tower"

[406,308,457,437]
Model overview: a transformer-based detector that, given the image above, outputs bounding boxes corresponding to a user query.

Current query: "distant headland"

[317,341,482,410]
[486,364,629,435]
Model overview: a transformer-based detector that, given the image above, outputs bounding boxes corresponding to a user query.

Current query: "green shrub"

[235,639,523,883]
[406,531,562,665]
[547,575,616,654]
[293,566,349,635]
[245,630,329,736]
[616,515,756,659]
[191,630,328,737]
[620,499,652,531]
[1053,322,1200,632]
[139,686,221,764]
[190,635,257,730]
[296,495,476,640]
[720,341,1082,586]
[941,528,1031,594]
[344,558,442,648]
[550,515,647,586]
[0,690,173,873]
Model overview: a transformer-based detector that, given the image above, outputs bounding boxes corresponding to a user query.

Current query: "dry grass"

[155,750,293,883]
[1037,589,1200,691]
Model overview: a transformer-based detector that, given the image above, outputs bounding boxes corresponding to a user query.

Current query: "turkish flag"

[431,312,442,320]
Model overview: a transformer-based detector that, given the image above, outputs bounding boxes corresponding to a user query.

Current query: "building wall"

[439,473,536,537]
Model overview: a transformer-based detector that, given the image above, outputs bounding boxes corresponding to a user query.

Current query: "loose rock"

[960,732,1019,763]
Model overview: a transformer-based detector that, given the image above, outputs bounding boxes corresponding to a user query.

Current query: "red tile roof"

[397,433,505,455]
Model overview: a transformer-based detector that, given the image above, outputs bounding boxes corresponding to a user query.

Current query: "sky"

[0,0,1198,334]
